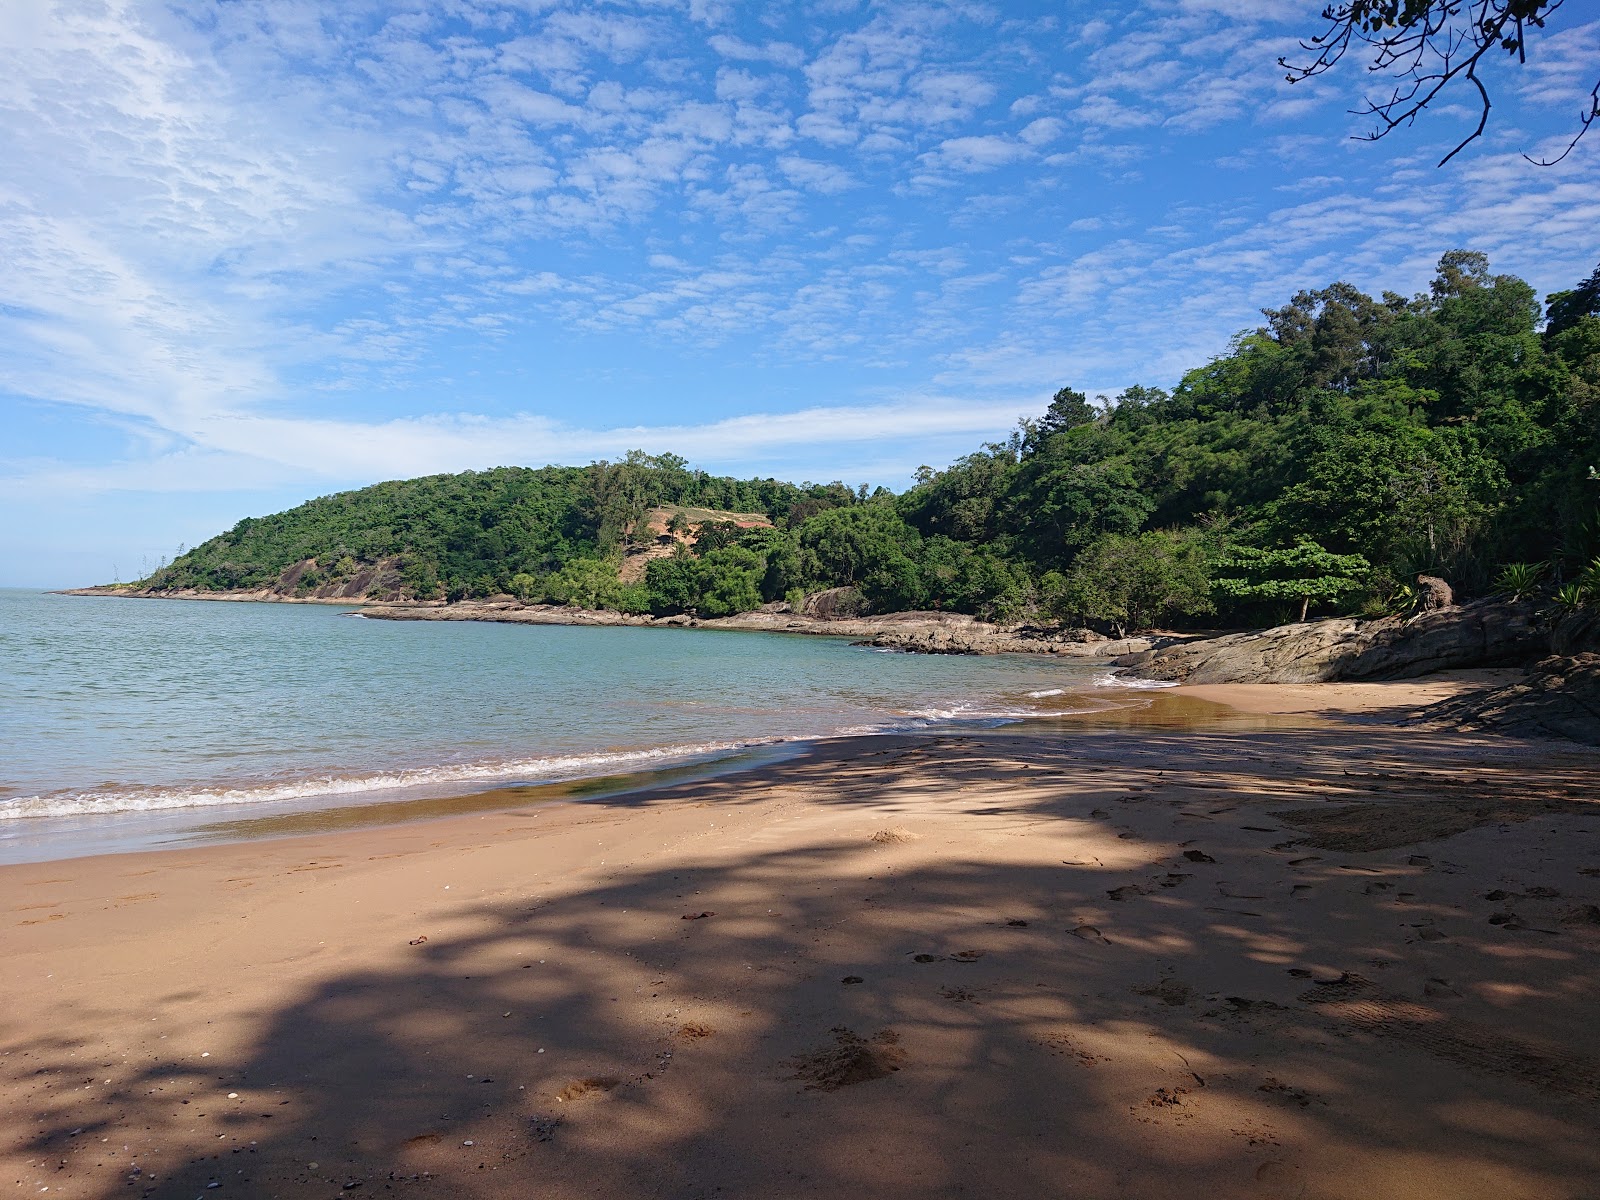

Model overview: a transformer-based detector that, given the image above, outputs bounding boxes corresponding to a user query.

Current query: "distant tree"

[1214,541,1371,622]
[693,546,766,617]
[544,557,627,611]
[1046,530,1216,637]
[1022,387,1100,457]
[1281,1,1597,165]
[644,548,701,614]
[1546,261,1600,338]
[693,520,743,553]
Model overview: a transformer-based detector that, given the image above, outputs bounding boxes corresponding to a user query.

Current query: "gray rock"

[1125,600,1547,685]
[1425,654,1600,745]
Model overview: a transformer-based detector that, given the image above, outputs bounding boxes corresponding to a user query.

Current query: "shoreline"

[0,676,1510,868]
[3,684,1597,1198]
[55,585,1182,657]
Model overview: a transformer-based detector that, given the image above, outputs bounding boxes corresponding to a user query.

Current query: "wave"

[1093,672,1178,690]
[0,740,773,822]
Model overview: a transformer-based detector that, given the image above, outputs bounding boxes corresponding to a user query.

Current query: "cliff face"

[1117,601,1548,685]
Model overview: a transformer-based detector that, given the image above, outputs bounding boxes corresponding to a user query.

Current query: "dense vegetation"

[143,251,1600,632]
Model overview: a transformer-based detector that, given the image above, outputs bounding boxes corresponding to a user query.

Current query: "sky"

[2,1,1598,586]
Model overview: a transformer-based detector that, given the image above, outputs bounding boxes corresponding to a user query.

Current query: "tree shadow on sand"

[10,726,1600,1199]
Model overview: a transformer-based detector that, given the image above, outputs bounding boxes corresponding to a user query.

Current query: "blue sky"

[2,1,1597,586]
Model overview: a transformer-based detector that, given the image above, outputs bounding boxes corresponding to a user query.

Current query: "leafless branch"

[1279,1,1593,167]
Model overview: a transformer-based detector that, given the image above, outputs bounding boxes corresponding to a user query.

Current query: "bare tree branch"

[1279,1,1595,167]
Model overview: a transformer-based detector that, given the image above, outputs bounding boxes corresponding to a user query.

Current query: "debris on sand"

[786,1027,906,1091]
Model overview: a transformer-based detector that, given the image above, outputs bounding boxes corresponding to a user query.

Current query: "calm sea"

[0,589,1156,860]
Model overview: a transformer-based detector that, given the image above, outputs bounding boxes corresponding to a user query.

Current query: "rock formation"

[1424,654,1600,745]
[1416,574,1454,611]
[1119,600,1546,685]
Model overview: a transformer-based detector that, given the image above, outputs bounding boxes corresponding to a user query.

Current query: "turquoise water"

[0,590,1144,856]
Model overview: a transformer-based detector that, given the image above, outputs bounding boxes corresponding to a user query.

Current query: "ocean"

[0,589,1155,860]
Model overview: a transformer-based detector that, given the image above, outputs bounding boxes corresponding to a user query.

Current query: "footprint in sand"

[1217,883,1265,899]
[1134,978,1193,1006]
[1182,849,1216,864]
[1257,1077,1312,1108]
[1106,884,1147,902]
[1562,905,1600,927]
[1291,884,1314,898]
[1070,924,1110,944]
[1157,873,1191,888]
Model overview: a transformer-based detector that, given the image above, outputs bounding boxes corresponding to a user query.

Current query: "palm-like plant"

[1492,561,1546,599]
[1554,582,1589,612]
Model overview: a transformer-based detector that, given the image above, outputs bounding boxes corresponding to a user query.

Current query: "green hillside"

[140,251,1600,631]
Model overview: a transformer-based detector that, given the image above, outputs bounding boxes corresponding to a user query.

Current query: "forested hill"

[137,250,1600,633]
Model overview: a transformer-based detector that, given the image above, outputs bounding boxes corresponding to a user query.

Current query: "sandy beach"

[4,685,1599,1199]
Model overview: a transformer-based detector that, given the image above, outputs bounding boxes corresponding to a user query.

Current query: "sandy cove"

[4,683,1600,1200]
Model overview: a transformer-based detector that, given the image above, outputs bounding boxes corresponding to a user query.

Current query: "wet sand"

[3,684,1599,1199]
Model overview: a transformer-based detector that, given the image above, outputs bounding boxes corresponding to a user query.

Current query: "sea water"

[0,589,1144,859]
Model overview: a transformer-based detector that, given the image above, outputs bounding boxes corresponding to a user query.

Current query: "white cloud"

[777,154,857,193]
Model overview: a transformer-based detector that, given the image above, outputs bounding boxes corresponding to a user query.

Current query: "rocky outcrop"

[1552,610,1600,656]
[853,624,1167,657]
[61,556,410,604]
[1425,654,1600,745]
[802,587,867,619]
[349,600,1173,657]
[1121,600,1547,685]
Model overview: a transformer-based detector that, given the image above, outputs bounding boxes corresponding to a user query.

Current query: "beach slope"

[3,704,1598,1198]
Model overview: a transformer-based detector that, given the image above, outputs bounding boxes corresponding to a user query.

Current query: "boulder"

[1551,609,1600,656]
[1416,574,1454,611]
[1123,600,1547,685]
[803,587,867,619]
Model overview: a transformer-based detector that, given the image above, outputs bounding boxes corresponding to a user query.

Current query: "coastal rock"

[1424,654,1600,745]
[1124,600,1546,685]
[1551,610,1600,657]
[350,599,1169,657]
[855,624,1159,657]
[803,587,867,619]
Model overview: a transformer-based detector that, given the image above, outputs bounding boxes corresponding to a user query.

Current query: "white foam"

[1093,672,1178,690]
[1026,687,1067,697]
[0,740,770,822]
